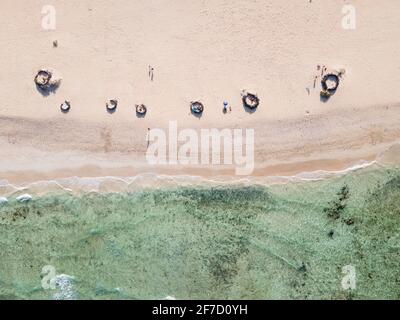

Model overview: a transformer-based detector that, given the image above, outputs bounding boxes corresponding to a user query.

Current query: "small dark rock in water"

[298,263,307,273]
[344,218,354,225]
[338,185,350,201]
[324,184,350,220]
[328,230,334,238]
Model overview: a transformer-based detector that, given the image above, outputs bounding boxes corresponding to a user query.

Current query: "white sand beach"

[0,0,400,184]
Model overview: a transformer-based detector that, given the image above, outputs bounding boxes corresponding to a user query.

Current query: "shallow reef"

[0,167,399,299]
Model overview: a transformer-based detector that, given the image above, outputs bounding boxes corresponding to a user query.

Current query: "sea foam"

[0,160,380,197]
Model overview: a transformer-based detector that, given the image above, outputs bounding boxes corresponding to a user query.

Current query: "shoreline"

[4,129,400,196]
[1,102,399,190]
[0,157,387,197]
[1,0,400,195]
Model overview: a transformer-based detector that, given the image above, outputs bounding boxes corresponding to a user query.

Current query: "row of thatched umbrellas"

[34,69,150,116]
[35,68,340,115]
[59,98,148,115]
[63,94,259,116]
[34,69,261,116]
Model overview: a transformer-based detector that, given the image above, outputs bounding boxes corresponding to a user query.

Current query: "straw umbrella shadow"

[35,84,60,97]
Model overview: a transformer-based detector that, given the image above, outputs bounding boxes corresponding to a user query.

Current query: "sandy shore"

[0,0,400,185]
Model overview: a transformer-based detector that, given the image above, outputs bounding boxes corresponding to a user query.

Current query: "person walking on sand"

[148,65,154,81]
[223,101,228,114]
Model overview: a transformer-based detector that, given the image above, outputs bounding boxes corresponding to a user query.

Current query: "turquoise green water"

[0,166,399,299]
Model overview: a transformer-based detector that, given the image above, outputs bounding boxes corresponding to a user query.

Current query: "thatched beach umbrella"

[60,100,71,113]
[135,104,147,116]
[106,99,118,112]
[34,68,61,92]
[320,71,340,98]
[242,91,260,109]
[34,70,51,88]
[321,73,340,92]
[190,101,204,114]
